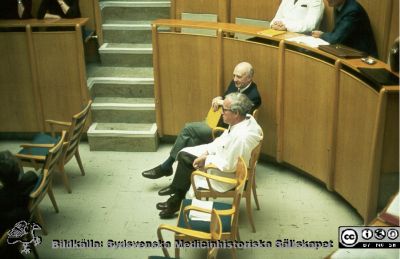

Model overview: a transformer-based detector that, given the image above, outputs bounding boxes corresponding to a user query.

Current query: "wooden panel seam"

[276,40,285,162]
[152,24,163,136]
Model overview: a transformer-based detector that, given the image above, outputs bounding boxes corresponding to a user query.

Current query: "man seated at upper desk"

[37,0,81,19]
[142,62,262,183]
[270,0,325,33]
[311,0,378,58]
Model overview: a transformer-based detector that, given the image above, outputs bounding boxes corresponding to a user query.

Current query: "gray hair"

[225,92,254,116]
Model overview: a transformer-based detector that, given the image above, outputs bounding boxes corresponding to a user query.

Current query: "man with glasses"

[156,93,263,219]
[142,62,262,183]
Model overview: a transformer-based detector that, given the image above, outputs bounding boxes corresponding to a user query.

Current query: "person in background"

[311,0,378,58]
[0,0,32,19]
[0,151,38,258]
[141,62,262,184]
[270,0,324,33]
[37,0,80,19]
[156,93,263,219]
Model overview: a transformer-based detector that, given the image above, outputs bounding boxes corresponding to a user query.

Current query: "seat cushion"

[18,133,60,157]
[177,199,232,233]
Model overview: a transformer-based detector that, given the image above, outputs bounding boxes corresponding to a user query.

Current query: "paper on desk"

[386,193,399,217]
[189,198,213,222]
[286,35,330,48]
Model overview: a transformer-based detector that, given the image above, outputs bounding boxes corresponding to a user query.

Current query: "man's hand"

[312,30,323,38]
[271,21,287,31]
[193,154,207,169]
[211,96,223,111]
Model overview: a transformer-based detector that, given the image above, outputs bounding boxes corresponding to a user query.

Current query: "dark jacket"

[37,0,81,19]
[321,0,378,58]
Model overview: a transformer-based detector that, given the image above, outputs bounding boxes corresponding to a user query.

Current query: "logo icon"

[374,229,386,240]
[7,221,42,254]
[340,228,358,247]
[362,228,373,240]
[387,229,399,240]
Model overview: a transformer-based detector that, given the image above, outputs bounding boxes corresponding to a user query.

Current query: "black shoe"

[159,195,182,219]
[156,201,169,210]
[158,186,176,196]
[142,165,173,179]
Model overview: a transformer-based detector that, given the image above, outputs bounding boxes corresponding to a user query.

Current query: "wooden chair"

[195,132,264,233]
[172,157,248,259]
[149,209,222,259]
[17,100,92,193]
[16,131,66,235]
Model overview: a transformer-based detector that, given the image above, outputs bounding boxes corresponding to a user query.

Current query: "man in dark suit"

[142,62,262,184]
[311,0,378,58]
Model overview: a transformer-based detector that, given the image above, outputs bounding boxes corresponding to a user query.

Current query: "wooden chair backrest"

[62,100,92,165]
[29,131,66,208]
[230,156,247,239]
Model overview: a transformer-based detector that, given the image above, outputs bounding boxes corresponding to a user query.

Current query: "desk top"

[0,18,89,28]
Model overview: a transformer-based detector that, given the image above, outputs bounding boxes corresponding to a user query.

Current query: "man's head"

[233,62,254,90]
[222,93,254,126]
[327,0,346,7]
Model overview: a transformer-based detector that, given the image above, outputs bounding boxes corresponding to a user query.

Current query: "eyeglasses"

[222,106,232,112]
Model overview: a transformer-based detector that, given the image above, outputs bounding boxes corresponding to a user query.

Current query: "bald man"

[142,62,262,185]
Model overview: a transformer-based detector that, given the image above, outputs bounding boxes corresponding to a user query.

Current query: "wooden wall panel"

[222,39,279,158]
[173,0,228,22]
[0,33,42,132]
[33,32,86,130]
[281,51,336,184]
[156,33,219,135]
[381,93,399,173]
[230,0,281,23]
[333,72,380,219]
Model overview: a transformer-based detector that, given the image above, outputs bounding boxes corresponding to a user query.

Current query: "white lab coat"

[270,0,324,33]
[183,115,263,194]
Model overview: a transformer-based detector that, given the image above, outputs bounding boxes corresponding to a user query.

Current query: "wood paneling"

[0,33,42,131]
[0,19,89,132]
[156,33,219,135]
[281,51,336,184]
[173,0,229,22]
[333,72,380,219]
[230,0,281,23]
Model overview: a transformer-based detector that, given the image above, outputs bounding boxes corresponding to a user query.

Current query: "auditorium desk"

[0,18,90,133]
[151,19,399,223]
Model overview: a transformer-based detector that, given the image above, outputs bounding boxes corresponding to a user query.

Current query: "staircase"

[87,0,170,151]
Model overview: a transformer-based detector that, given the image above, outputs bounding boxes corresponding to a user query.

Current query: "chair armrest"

[19,143,55,149]
[15,153,46,162]
[191,170,237,196]
[212,127,226,139]
[46,120,71,137]
[45,120,71,127]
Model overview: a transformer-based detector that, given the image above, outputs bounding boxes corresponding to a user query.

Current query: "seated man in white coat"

[270,0,324,33]
[156,93,263,219]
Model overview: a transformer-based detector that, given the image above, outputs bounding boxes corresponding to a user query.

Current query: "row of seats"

[11,100,92,240]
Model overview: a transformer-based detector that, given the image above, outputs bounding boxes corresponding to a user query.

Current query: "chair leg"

[47,184,59,213]
[75,149,86,176]
[175,246,180,259]
[59,163,72,193]
[230,245,237,259]
[245,195,256,233]
[252,178,260,210]
[34,208,47,236]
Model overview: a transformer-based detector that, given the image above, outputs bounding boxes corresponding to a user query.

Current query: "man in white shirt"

[270,0,324,33]
[157,93,263,219]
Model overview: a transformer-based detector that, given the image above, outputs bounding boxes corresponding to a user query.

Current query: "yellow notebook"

[257,29,286,37]
[205,107,222,128]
